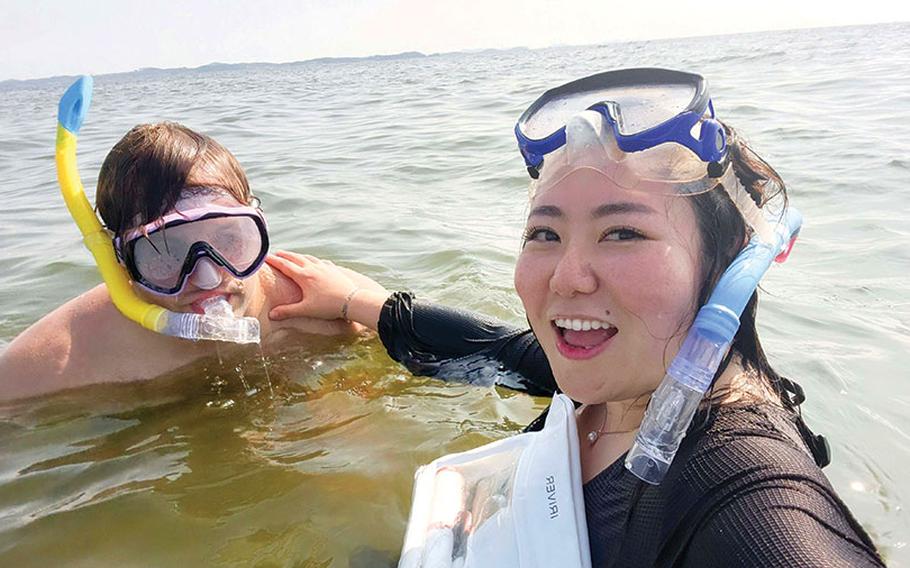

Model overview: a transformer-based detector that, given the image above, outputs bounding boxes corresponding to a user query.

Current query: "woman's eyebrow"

[529,202,655,219]
[592,202,656,218]
[528,205,563,218]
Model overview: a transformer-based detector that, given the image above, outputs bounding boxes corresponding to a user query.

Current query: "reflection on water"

[0,337,544,566]
[1,22,909,566]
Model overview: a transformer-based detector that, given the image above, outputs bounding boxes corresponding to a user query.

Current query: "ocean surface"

[1,22,908,566]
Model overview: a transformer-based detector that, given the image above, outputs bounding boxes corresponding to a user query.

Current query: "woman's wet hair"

[96,122,251,239]
[690,124,793,409]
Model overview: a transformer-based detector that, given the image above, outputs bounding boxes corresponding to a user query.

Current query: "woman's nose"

[549,246,597,297]
[188,258,224,290]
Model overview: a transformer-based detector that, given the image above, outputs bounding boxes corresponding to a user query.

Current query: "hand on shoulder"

[266,251,390,330]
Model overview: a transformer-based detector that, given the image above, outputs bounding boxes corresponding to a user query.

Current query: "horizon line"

[2,19,906,85]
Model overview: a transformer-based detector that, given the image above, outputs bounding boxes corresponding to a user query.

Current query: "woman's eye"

[601,228,643,242]
[523,227,560,244]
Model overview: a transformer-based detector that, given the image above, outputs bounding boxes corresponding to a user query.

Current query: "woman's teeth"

[553,318,615,331]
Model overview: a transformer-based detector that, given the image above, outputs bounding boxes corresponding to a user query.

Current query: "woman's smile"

[552,317,619,359]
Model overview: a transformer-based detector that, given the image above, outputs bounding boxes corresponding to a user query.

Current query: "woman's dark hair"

[688,124,795,410]
[96,122,251,239]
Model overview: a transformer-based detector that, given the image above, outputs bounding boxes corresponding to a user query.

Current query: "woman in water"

[267,69,885,566]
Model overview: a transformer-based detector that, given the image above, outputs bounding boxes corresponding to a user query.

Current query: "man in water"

[0,122,378,401]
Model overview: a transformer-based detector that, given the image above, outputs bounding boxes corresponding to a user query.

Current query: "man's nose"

[188,258,223,290]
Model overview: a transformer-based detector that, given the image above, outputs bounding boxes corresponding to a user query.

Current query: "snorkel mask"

[55,76,261,344]
[517,69,725,180]
[114,191,269,296]
[515,68,802,484]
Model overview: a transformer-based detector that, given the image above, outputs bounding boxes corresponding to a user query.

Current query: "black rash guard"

[377,292,885,567]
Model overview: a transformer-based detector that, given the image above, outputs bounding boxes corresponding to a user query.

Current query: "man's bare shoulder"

[0,285,195,401]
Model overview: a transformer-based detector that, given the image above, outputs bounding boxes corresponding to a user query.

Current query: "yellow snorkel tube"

[56,76,165,332]
[55,76,260,343]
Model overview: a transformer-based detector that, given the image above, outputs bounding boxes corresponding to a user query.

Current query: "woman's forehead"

[529,168,673,213]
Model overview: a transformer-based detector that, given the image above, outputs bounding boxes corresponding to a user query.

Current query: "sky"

[2,0,909,81]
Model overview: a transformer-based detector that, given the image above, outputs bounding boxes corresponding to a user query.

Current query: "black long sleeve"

[377,291,556,396]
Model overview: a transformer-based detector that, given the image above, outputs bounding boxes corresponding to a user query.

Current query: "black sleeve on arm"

[679,476,885,568]
[377,292,556,396]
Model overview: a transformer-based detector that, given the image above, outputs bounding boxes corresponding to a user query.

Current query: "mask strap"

[717,165,775,243]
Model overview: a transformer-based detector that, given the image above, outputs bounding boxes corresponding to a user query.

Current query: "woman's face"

[514,168,703,405]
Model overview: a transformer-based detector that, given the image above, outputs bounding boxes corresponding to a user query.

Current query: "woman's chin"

[554,376,617,405]
[553,367,654,405]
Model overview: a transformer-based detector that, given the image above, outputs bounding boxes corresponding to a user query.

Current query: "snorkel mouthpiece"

[625,208,803,484]
[161,296,261,344]
[55,76,261,344]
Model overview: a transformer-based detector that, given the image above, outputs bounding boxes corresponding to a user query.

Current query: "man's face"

[124,189,267,317]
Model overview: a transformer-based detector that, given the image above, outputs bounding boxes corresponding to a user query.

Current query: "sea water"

[1,22,908,566]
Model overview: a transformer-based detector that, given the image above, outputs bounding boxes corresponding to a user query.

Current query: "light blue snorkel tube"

[625,208,802,484]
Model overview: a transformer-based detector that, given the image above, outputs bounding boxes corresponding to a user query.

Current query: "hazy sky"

[2,0,908,81]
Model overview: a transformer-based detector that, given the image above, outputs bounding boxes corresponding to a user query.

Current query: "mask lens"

[199,215,264,271]
[521,83,697,139]
[607,84,697,135]
[132,230,191,290]
[130,214,265,292]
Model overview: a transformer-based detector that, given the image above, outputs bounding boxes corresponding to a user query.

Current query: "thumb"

[269,301,305,321]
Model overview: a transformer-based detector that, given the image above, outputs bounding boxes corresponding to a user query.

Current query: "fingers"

[273,250,312,265]
[273,250,338,268]
[269,301,306,321]
[265,254,305,279]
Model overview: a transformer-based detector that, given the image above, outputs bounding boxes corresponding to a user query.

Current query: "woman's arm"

[266,252,556,396]
[377,292,556,396]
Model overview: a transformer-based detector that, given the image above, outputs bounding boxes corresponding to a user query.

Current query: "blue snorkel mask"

[516,68,727,180]
[514,68,803,485]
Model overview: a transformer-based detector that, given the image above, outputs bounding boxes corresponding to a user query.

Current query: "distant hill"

[0,51,430,90]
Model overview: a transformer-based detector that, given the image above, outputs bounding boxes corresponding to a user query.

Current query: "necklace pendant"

[587,430,599,445]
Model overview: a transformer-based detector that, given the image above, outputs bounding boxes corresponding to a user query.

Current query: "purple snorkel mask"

[114,189,269,296]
